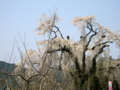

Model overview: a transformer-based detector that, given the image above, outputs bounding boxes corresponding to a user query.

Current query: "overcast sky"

[0,0,120,63]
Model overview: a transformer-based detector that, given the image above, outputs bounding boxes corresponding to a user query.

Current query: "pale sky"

[0,0,120,63]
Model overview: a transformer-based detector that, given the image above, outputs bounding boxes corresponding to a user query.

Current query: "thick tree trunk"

[87,75,90,90]
[73,73,88,90]
[26,82,30,90]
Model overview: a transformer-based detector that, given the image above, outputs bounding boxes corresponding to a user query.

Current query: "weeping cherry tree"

[1,12,120,90]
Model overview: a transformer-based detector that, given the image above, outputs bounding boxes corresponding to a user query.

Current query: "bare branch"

[0,70,28,82]
[54,26,64,39]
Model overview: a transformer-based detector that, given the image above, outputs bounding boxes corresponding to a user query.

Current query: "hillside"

[0,61,17,79]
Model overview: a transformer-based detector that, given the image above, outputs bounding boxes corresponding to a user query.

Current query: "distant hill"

[0,61,17,79]
[0,61,17,89]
